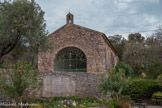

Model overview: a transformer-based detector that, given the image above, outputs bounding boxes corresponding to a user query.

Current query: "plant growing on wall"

[0,60,41,104]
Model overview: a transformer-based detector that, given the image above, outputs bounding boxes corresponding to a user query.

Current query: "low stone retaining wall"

[41,71,103,97]
[0,69,104,98]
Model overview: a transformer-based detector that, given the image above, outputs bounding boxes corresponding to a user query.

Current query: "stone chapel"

[38,13,118,97]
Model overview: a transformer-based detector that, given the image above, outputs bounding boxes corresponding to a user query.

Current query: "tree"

[147,25,162,63]
[128,33,145,43]
[0,0,48,63]
[122,33,146,69]
[0,60,41,104]
[108,34,126,60]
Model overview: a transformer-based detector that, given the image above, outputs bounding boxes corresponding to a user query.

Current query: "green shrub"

[133,69,142,77]
[115,61,134,77]
[108,99,118,108]
[146,62,162,79]
[107,96,132,108]
[157,74,162,87]
[0,60,40,101]
[152,92,162,104]
[100,68,128,101]
[144,75,153,79]
[152,91,162,98]
[122,79,160,98]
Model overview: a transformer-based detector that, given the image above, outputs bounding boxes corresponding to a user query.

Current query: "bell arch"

[54,47,87,72]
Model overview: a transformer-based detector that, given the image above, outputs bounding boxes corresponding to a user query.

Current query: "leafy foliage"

[128,33,145,43]
[122,79,160,98]
[102,95,132,108]
[152,91,162,103]
[146,62,162,79]
[157,74,162,87]
[122,33,147,69]
[0,60,40,100]
[100,68,129,101]
[108,34,126,60]
[109,27,162,70]
[133,69,142,77]
[108,99,118,108]
[115,61,134,77]
[0,0,48,60]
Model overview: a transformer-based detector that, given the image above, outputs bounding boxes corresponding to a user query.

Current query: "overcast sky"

[35,0,162,37]
[3,0,162,37]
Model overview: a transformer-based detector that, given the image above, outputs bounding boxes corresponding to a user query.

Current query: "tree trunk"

[0,34,21,64]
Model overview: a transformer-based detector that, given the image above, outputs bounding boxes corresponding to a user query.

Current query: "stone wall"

[0,70,103,98]
[41,71,102,97]
[105,44,119,71]
[38,24,118,73]
[38,15,119,97]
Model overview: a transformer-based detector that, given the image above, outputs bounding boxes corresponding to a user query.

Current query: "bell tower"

[66,12,74,24]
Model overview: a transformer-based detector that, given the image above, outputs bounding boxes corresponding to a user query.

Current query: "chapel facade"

[37,13,118,97]
[38,13,118,73]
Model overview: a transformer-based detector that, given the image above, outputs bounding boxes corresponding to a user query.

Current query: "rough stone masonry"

[37,13,118,97]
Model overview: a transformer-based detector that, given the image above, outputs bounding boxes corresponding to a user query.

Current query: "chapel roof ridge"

[47,13,117,54]
[48,23,104,37]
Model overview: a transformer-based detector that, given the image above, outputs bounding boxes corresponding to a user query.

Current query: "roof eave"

[101,34,117,54]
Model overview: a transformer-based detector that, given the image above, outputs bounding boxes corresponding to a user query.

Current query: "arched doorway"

[54,47,87,72]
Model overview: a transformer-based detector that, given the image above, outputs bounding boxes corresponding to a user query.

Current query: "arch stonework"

[54,46,87,72]
[38,34,110,73]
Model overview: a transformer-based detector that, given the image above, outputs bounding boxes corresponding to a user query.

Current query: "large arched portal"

[54,47,87,72]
